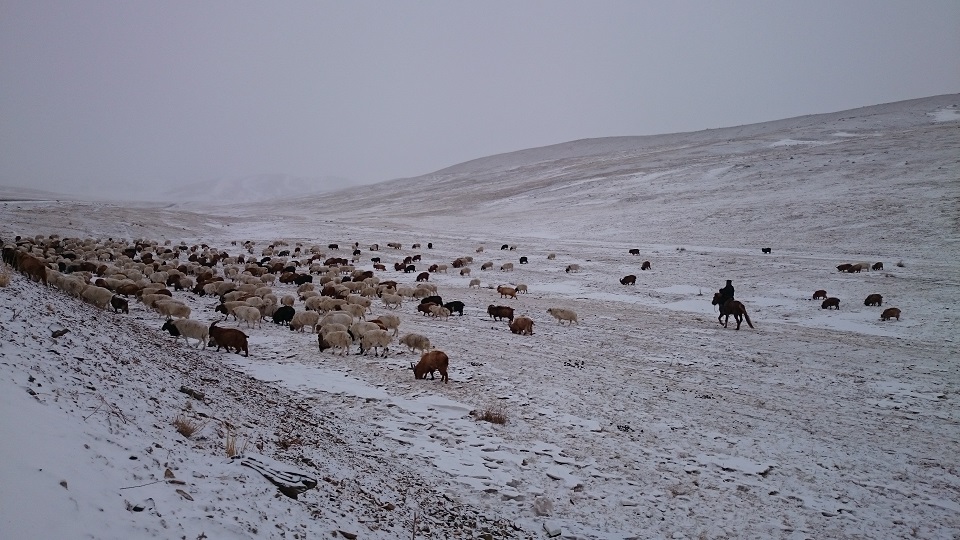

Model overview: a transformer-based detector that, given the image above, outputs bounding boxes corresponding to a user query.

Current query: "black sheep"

[273,305,296,325]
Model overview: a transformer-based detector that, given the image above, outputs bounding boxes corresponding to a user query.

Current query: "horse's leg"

[734,312,742,330]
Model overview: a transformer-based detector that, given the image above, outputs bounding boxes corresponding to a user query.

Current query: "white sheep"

[163,318,209,348]
[304,296,324,311]
[290,310,321,333]
[341,303,366,321]
[233,306,262,328]
[80,285,115,310]
[140,293,170,309]
[565,264,580,273]
[346,294,372,312]
[321,312,354,329]
[359,329,392,357]
[500,262,514,271]
[399,333,431,353]
[350,320,382,341]
[516,283,528,294]
[429,305,451,320]
[318,322,349,337]
[547,307,578,325]
[436,264,448,273]
[318,330,352,356]
[155,300,191,320]
[217,300,249,320]
[373,313,401,336]
[280,294,296,307]
[469,278,481,288]
[382,293,403,309]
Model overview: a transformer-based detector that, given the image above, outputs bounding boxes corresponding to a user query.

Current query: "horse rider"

[718,279,735,305]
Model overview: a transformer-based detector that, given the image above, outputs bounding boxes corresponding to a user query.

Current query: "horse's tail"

[743,308,754,329]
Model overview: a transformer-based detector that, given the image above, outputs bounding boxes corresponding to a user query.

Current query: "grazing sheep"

[232,306,262,328]
[417,302,436,316]
[509,316,534,335]
[821,297,840,310]
[487,305,514,322]
[460,267,471,276]
[429,305,451,320]
[382,293,403,309]
[318,322,348,337]
[318,330,352,355]
[620,274,636,285]
[320,312,354,329]
[628,248,640,255]
[436,264,447,273]
[641,261,651,271]
[155,300,191,320]
[547,307,578,325]
[416,271,430,282]
[400,333,431,353]
[761,248,772,254]
[161,318,209,348]
[547,253,556,260]
[80,285,116,310]
[845,263,865,273]
[872,262,883,271]
[359,329,392,357]
[497,285,517,298]
[443,300,465,316]
[412,350,449,382]
[481,261,493,270]
[565,264,580,273]
[281,294,296,307]
[216,301,249,321]
[864,294,883,307]
[110,295,129,314]
[836,263,852,272]
[469,278,481,288]
[341,303,367,321]
[290,310,321,332]
[500,262,514,272]
[350,320,382,341]
[273,305,296,325]
[880,307,901,321]
[515,283,528,294]
[812,290,827,300]
[372,313,401,336]
[208,322,249,356]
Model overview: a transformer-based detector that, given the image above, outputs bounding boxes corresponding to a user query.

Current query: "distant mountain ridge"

[162,173,358,204]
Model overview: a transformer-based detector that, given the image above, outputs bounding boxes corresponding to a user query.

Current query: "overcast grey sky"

[2,1,958,198]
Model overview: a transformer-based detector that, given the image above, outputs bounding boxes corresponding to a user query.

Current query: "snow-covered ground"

[1,94,959,539]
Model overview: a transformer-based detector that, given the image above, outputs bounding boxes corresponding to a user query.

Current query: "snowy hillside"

[1,94,959,539]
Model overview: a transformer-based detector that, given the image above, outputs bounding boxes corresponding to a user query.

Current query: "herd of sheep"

[2,234,903,384]
[1,234,592,382]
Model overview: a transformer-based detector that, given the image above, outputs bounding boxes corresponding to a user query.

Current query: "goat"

[208,322,249,356]
[411,350,449,382]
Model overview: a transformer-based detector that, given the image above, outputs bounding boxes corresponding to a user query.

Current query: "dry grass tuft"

[472,404,508,425]
[173,414,206,438]
[225,433,248,457]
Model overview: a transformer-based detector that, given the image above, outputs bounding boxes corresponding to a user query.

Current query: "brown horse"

[711,292,754,330]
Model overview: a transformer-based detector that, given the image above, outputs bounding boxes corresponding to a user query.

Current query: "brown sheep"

[417,302,437,316]
[864,294,883,307]
[416,272,430,282]
[411,350,449,383]
[821,297,840,310]
[880,307,901,321]
[640,261,651,271]
[620,274,636,285]
[208,322,249,356]
[18,254,48,285]
[497,285,517,298]
[509,316,534,335]
[487,305,514,322]
[812,290,827,300]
